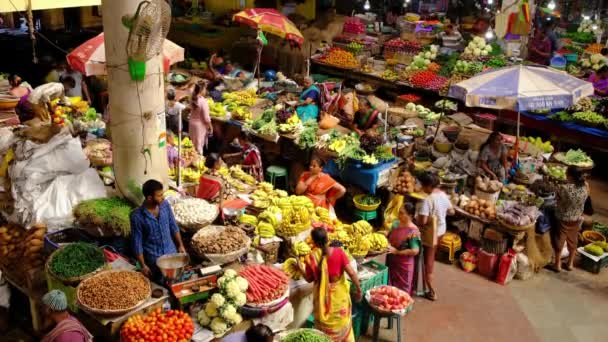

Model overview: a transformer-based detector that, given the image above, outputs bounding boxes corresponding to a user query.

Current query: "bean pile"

[281,329,331,342]
[50,242,105,279]
[191,226,247,255]
[79,271,150,311]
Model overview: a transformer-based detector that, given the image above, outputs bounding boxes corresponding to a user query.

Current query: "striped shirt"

[439,31,463,49]
[130,200,179,265]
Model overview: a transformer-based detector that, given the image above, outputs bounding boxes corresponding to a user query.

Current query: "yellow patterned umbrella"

[233,8,304,45]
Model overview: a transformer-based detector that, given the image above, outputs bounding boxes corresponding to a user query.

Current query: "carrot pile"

[239,265,289,304]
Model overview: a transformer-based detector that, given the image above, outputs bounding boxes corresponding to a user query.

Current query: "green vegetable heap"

[50,242,105,279]
[281,329,331,342]
[558,149,593,167]
[296,121,319,150]
[359,195,380,206]
[548,111,572,122]
[572,111,606,126]
[73,197,134,236]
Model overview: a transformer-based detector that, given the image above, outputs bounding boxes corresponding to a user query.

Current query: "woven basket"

[191,225,251,265]
[258,241,281,264]
[46,246,106,286]
[481,237,508,255]
[76,270,151,317]
[498,218,536,232]
[474,188,501,204]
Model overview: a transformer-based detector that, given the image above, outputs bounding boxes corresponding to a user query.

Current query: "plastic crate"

[350,260,388,295]
[44,228,96,255]
[306,306,363,339]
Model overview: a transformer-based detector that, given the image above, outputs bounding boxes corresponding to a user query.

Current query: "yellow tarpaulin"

[0,0,100,13]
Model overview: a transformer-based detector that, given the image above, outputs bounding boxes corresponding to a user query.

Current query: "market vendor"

[27,78,75,123]
[41,290,93,342]
[131,180,186,282]
[478,132,509,182]
[438,24,463,51]
[197,153,224,201]
[166,132,182,168]
[588,65,608,96]
[295,77,321,122]
[386,203,421,295]
[295,156,345,210]
[238,131,264,182]
[299,227,361,341]
[527,26,552,65]
[351,98,380,135]
[8,74,33,121]
[203,49,228,81]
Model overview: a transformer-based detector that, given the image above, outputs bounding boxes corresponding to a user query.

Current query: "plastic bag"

[495,250,517,285]
[477,249,499,279]
[515,253,532,280]
[460,251,478,273]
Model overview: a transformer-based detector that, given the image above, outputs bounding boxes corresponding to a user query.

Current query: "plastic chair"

[266,165,288,189]
[369,309,403,342]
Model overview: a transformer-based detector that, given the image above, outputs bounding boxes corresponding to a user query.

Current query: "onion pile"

[172,198,217,227]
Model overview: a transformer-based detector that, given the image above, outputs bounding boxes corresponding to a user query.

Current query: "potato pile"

[393,170,416,194]
[459,195,496,221]
[191,226,248,255]
[0,223,46,271]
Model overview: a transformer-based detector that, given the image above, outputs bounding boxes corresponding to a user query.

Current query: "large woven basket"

[498,218,536,232]
[76,270,151,317]
[191,225,250,265]
[46,246,106,286]
[174,199,219,233]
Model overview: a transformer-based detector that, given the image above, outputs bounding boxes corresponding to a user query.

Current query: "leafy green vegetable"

[296,121,318,150]
[73,197,134,236]
[593,222,608,238]
[548,111,573,122]
[50,242,105,279]
[565,32,595,44]
[572,111,606,125]
[251,109,275,130]
[374,144,394,161]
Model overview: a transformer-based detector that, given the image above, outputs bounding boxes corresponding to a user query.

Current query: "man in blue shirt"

[131,179,186,281]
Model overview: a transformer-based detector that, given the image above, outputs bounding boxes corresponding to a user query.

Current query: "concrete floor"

[360,176,608,342]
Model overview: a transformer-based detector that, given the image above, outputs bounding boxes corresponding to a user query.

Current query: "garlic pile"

[172,198,218,226]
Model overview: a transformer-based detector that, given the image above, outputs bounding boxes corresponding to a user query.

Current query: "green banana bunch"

[240,214,258,226]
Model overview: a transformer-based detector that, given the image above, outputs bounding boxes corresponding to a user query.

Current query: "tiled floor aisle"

[360,177,608,342]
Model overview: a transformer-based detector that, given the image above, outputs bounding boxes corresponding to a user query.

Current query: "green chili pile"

[282,329,331,342]
[50,242,105,279]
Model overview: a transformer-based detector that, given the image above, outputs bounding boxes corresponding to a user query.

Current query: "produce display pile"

[73,197,133,236]
[475,176,503,194]
[544,164,566,181]
[78,271,150,311]
[368,285,413,313]
[0,223,47,271]
[519,136,554,153]
[121,309,194,342]
[191,226,248,255]
[584,241,608,257]
[239,264,289,304]
[171,198,218,228]
[281,329,331,342]
[318,48,359,69]
[392,170,416,194]
[497,201,539,227]
[457,195,496,221]
[463,36,494,57]
[250,181,289,209]
[554,149,594,168]
[197,269,247,335]
[49,242,105,279]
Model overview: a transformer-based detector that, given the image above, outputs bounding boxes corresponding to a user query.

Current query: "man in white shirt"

[27,78,74,123]
[439,24,463,51]
[59,64,91,104]
[165,90,186,134]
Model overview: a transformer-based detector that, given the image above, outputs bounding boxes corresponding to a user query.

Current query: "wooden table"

[0,266,46,333]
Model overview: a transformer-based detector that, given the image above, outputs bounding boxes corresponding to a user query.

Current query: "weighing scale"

[169,265,222,306]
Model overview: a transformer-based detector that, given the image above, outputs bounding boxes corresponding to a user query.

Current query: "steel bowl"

[156,253,189,280]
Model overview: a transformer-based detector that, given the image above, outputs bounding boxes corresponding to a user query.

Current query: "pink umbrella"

[67,33,184,76]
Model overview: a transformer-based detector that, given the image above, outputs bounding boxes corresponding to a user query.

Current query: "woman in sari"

[238,131,264,182]
[8,74,33,121]
[295,77,321,122]
[295,157,346,209]
[386,203,421,295]
[528,26,552,65]
[588,65,608,96]
[351,98,379,135]
[41,290,93,342]
[301,227,362,342]
[190,82,213,155]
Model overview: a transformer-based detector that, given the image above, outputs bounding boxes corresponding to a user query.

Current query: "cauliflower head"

[220,303,237,319]
[210,317,229,335]
[223,269,238,279]
[235,276,249,292]
[197,309,211,326]
[210,293,226,308]
[234,292,247,307]
[205,302,219,318]
[224,312,243,325]
[225,280,241,299]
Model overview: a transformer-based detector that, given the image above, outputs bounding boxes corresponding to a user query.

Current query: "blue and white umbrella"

[448,65,593,111]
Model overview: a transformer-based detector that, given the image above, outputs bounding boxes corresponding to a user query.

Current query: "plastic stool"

[439,232,462,262]
[370,310,403,342]
[266,165,288,189]
[354,208,377,221]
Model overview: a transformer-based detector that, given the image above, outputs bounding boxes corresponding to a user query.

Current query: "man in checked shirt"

[131,179,186,282]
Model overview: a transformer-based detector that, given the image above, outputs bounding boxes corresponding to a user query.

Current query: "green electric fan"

[122,0,171,81]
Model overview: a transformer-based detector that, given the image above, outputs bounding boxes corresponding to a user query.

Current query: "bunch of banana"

[258,206,281,227]
[315,207,331,224]
[240,214,258,226]
[222,89,257,107]
[277,206,311,237]
[193,159,207,172]
[368,233,389,251]
[230,165,256,185]
[283,258,302,280]
[350,237,371,257]
[251,189,271,208]
[293,241,311,256]
[258,182,274,193]
[274,189,288,198]
[217,166,230,177]
[347,220,373,237]
[256,221,276,238]
[328,230,351,246]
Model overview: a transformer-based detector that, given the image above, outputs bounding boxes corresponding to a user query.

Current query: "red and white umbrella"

[67,33,185,76]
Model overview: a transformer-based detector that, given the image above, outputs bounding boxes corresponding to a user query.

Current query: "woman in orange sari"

[295,157,346,209]
[301,227,362,342]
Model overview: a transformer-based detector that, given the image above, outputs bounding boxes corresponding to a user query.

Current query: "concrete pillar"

[102,0,168,204]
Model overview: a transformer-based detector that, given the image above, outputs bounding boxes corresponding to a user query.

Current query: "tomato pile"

[384,38,422,54]
[121,309,194,342]
[409,71,448,91]
[369,286,413,312]
[319,48,359,69]
[398,93,421,103]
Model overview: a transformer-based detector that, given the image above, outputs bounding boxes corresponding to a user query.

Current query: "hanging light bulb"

[403,0,410,7]
[583,15,591,20]
[364,0,370,10]
[488,0,494,4]
[485,28,494,40]
[547,1,556,10]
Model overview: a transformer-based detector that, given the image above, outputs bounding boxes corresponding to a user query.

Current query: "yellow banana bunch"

[293,241,311,256]
[315,207,331,224]
[240,214,258,226]
[258,182,274,193]
[274,189,288,198]
[256,221,275,238]
[328,230,351,246]
[217,166,230,177]
[368,233,388,251]
[258,207,280,228]
[230,165,256,185]
[350,220,373,236]
[283,258,302,280]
